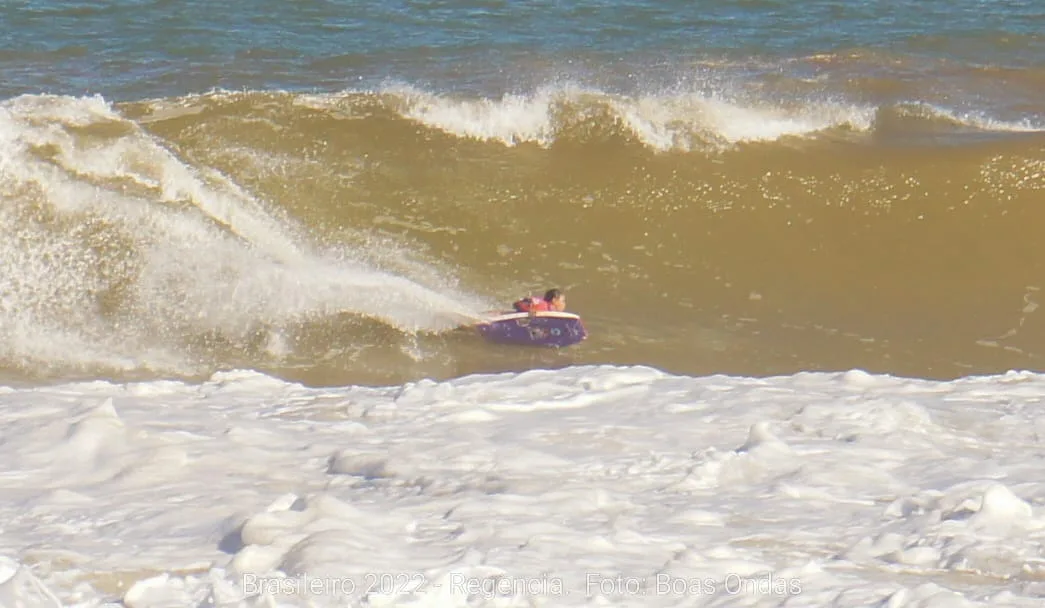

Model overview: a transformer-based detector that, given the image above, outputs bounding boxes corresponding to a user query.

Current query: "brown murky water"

[3,87,1045,386]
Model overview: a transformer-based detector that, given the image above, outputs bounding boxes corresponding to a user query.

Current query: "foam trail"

[0,94,488,377]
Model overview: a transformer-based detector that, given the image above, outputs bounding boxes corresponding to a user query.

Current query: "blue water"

[2,0,1044,100]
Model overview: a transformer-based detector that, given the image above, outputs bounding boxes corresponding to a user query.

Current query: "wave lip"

[386,83,878,151]
[334,82,1045,153]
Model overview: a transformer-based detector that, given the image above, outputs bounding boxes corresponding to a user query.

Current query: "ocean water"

[2,1,1045,606]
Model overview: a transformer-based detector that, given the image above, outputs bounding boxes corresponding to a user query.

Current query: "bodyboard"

[476,311,587,347]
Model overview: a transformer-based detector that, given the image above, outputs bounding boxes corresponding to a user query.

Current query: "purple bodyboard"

[476,311,587,347]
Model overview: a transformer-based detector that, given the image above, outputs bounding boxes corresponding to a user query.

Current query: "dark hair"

[544,288,562,302]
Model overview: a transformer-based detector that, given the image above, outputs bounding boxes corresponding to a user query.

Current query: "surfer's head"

[544,289,566,311]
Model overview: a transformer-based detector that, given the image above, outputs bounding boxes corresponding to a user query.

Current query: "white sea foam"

[2,366,1045,606]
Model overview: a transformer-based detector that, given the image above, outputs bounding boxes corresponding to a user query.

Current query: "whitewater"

[2,366,1045,606]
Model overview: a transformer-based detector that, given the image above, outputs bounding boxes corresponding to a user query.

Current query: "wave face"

[2,81,1045,385]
